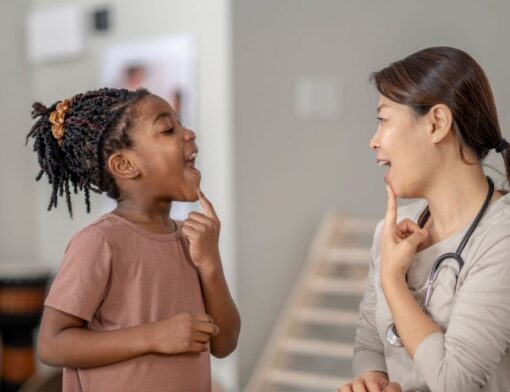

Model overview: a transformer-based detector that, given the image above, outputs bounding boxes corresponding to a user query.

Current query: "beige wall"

[233,0,510,386]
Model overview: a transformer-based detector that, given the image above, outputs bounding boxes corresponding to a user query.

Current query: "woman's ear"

[107,152,140,179]
[428,104,453,144]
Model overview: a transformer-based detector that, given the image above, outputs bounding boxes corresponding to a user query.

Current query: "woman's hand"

[380,184,428,280]
[182,190,222,274]
[336,371,402,392]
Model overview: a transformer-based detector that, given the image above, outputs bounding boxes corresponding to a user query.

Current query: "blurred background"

[1,0,509,391]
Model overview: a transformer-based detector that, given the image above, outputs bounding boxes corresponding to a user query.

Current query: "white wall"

[28,0,234,281]
[233,0,510,386]
[0,0,37,265]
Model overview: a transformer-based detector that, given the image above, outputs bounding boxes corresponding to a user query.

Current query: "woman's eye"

[377,117,385,125]
[164,128,175,135]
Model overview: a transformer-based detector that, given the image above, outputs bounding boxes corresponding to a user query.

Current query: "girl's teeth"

[186,152,198,163]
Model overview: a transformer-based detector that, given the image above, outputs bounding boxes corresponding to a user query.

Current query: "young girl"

[27,88,240,391]
[338,47,510,392]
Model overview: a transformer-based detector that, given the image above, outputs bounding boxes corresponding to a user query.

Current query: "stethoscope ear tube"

[385,176,495,348]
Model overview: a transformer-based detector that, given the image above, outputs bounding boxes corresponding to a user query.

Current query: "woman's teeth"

[378,160,391,166]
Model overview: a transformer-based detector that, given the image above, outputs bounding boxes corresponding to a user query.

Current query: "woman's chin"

[386,180,404,199]
[391,185,420,200]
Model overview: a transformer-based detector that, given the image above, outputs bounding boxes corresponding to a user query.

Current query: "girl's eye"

[164,128,175,135]
[377,117,385,125]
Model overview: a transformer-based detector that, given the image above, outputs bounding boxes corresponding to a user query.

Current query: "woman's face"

[370,95,435,198]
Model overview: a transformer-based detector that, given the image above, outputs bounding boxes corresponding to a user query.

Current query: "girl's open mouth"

[185,152,201,176]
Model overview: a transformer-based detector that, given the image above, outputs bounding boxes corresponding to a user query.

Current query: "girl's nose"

[184,128,196,141]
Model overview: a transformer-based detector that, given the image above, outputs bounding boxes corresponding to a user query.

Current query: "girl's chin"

[175,193,199,203]
[187,194,200,203]
[179,178,201,202]
[184,187,202,202]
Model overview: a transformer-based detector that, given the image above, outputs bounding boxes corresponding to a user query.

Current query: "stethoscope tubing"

[385,176,495,347]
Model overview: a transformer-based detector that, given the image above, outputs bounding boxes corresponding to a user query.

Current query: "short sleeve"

[44,227,112,322]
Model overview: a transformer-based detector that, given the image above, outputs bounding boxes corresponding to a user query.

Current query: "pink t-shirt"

[44,213,211,392]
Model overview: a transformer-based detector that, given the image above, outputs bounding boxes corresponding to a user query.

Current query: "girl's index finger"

[197,189,218,220]
[384,184,398,233]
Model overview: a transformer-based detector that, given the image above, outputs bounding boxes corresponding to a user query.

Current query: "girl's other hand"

[182,190,222,274]
[146,312,219,355]
[337,371,390,392]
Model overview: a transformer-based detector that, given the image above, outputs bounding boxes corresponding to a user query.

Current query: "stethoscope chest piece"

[386,323,403,347]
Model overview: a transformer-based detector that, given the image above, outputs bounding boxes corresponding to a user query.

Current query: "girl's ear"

[107,152,140,179]
[428,103,453,144]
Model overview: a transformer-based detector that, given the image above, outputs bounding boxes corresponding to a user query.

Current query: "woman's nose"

[369,133,380,150]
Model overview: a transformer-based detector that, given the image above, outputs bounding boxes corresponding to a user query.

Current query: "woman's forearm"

[381,273,441,357]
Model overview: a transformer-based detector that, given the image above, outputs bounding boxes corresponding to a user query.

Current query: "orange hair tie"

[49,99,71,146]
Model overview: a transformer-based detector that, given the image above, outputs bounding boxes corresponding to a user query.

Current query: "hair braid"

[26,87,150,218]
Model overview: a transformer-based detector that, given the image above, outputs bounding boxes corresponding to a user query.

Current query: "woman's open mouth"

[377,159,391,182]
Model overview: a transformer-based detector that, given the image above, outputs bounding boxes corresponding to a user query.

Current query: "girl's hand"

[146,312,219,354]
[381,184,428,280]
[182,190,221,273]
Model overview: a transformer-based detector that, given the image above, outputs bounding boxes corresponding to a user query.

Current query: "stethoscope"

[386,176,495,347]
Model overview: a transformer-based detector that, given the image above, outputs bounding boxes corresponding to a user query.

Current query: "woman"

[339,47,510,392]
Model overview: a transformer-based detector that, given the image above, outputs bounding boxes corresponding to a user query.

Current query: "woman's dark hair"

[371,46,510,186]
[26,87,150,218]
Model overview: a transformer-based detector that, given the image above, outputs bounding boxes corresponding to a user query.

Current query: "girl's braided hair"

[26,87,150,218]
